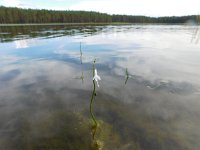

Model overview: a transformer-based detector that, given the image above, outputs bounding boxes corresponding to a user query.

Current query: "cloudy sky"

[0,0,199,17]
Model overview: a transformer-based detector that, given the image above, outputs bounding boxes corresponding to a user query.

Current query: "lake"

[0,24,200,150]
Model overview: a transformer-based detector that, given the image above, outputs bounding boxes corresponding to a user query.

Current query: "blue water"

[0,24,200,149]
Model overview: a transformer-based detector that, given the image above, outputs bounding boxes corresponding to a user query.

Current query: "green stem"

[90,60,98,139]
[125,68,129,85]
[125,76,129,85]
[90,80,97,126]
[80,42,83,64]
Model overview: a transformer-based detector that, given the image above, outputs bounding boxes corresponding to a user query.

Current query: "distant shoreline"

[0,23,191,27]
[0,6,199,25]
[0,22,130,26]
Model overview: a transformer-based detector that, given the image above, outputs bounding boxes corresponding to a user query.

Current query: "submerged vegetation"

[0,99,192,150]
[90,60,98,139]
[0,37,198,149]
[125,68,129,85]
[1,21,200,150]
[0,110,123,150]
[0,6,199,24]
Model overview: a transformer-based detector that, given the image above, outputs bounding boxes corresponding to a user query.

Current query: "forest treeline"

[0,6,198,24]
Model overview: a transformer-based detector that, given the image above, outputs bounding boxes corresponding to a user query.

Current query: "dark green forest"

[0,6,198,24]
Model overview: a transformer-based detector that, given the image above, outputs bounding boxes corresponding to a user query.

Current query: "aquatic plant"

[90,59,103,150]
[79,43,84,83]
[125,68,129,85]
[74,72,84,83]
[80,72,84,83]
[90,59,101,139]
[80,42,83,64]
[197,15,200,23]
[191,15,200,44]
[73,42,84,83]
[93,69,101,87]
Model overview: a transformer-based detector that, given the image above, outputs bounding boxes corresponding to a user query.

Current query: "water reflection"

[0,25,200,149]
[0,25,105,43]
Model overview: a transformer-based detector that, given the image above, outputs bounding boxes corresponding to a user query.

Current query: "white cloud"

[1,0,36,9]
[69,0,200,16]
[1,0,21,7]
[1,0,199,16]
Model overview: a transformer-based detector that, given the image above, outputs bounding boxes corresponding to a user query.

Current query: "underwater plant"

[90,59,101,139]
[191,15,200,44]
[80,42,83,64]
[74,72,84,83]
[90,59,105,150]
[125,68,129,85]
[74,42,84,83]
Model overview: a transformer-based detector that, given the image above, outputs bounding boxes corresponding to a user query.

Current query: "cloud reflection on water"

[0,25,200,149]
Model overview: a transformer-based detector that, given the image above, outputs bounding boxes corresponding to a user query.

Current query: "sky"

[0,0,200,17]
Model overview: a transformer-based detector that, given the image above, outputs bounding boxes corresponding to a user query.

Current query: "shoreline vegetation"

[0,6,199,24]
[0,22,150,26]
[0,22,197,27]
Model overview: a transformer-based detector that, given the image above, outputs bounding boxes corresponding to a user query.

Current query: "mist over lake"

[0,24,200,150]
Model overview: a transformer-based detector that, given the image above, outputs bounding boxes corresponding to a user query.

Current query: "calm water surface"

[0,24,200,149]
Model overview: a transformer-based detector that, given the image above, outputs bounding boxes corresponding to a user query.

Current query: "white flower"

[93,69,101,87]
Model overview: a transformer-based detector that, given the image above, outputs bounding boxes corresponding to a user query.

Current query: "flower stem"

[125,68,129,85]
[90,59,98,139]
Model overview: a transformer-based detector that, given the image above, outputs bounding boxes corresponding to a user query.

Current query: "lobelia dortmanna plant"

[74,42,84,83]
[191,15,200,44]
[90,59,104,150]
[125,68,129,85]
[90,59,101,139]
[76,43,133,149]
[77,42,103,149]
[80,42,83,64]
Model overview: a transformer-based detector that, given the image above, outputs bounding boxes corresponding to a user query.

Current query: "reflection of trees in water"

[0,25,104,43]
